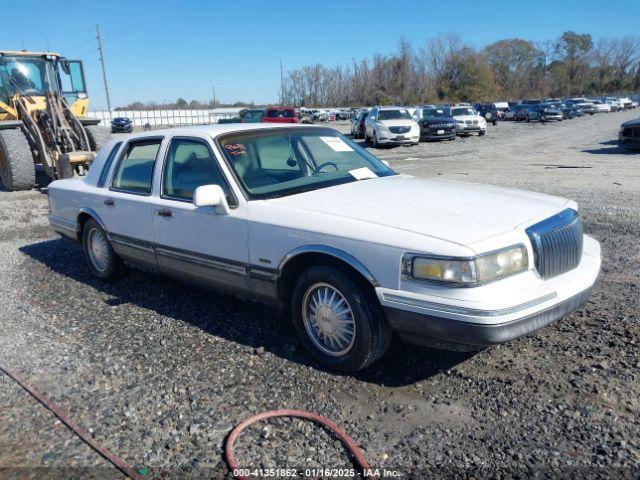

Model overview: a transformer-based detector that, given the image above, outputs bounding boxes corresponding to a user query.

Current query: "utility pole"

[96,24,112,111]
[280,59,284,105]
[212,86,216,108]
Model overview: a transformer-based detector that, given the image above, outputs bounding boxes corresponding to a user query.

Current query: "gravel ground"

[1,110,639,479]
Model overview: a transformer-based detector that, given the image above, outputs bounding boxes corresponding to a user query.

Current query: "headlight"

[403,245,528,286]
[475,245,528,284]
[411,257,476,284]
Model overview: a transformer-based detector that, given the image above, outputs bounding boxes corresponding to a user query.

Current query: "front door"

[151,136,249,295]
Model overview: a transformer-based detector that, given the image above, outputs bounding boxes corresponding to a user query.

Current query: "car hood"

[452,115,482,121]
[270,175,571,246]
[621,118,640,127]
[421,116,455,124]
[379,119,416,127]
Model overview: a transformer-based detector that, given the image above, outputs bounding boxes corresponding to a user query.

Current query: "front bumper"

[111,125,132,132]
[420,127,456,140]
[378,235,600,350]
[542,113,563,121]
[456,124,486,133]
[378,132,419,144]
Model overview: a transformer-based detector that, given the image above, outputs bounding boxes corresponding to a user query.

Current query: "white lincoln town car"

[48,124,600,372]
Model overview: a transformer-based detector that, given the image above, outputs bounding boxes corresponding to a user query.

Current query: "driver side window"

[162,138,234,205]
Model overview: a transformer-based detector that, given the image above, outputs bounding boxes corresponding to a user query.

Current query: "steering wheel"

[315,161,339,173]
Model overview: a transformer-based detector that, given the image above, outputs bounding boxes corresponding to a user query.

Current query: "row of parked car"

[345,95,639,147]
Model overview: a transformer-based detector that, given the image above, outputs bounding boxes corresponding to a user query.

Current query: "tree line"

[115,99,255,111]
[281,31,640,107]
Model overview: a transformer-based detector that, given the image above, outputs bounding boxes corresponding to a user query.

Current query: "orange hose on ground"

[225,409,374,480]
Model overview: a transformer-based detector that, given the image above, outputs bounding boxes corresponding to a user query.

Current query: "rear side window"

[111,139,161,194]
[97,142,122,188]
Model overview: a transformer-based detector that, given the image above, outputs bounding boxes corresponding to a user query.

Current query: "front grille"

[526,209,583,279]
[389,126,411,134]
[465,120,478,125]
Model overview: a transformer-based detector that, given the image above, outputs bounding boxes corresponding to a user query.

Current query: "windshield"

[378,109,411,120]
[241,109,265,120]
[218,127,395,199]
[423,108,449,118]
[0,56,54,101]
[451,107,476,116]
[266,109,294,118]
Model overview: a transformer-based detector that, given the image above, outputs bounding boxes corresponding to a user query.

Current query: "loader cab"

[0,52,88,118]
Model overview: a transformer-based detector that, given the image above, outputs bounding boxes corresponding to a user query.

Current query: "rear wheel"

[0,128,35,191]
[82,219,123,280]
[84,125,112,152]
[291,266,391,372]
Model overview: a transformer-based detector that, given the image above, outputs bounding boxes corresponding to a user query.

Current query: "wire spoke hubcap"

[88,228,109,272]
[302,283,356,357]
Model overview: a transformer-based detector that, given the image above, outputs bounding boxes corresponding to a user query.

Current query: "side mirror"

[193,184,230,215]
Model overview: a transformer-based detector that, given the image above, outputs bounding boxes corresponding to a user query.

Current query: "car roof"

[119,123,321,139]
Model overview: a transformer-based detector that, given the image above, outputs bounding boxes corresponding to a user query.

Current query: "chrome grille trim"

[526,209,583,279]
[389,126,411,134]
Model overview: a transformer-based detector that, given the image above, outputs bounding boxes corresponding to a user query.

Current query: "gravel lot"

[1,110,639,479]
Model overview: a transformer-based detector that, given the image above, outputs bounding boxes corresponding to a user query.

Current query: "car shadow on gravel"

[20,238,474,386]
[582,145,636,155]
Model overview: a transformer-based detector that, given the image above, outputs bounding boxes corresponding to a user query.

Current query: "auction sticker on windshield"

[320,136,353,152]
[348,167,378,180]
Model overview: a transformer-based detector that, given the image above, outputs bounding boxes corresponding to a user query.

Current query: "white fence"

[86,108,243,127]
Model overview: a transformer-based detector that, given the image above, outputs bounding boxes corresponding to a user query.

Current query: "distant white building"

[86,107,244,127]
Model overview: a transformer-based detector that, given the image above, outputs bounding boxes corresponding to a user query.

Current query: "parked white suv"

[450,106,487,136]
[47,124,600,372]
[364,106,420,147]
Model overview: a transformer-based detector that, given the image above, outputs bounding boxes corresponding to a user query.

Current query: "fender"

[76,207,108,239]
[277,244,379,287]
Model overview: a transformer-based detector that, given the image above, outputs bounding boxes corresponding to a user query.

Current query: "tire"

[82,219,123,281]
[291,266,391,372]
[84,125,112,153]
[479,130,486,136]
[0,128,35,191]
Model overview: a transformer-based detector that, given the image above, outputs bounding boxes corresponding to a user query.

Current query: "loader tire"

[85,125,112,153]
[0,129,35,191]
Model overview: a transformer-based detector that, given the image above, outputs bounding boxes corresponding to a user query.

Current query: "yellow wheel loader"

[0,51,111,191]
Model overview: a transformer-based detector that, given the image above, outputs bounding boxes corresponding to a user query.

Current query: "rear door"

[100,137,164,270]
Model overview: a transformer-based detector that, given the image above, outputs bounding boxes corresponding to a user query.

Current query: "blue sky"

[2,0,639,109]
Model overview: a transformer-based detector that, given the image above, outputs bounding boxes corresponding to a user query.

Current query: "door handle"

[104,199,115,207]
[154,208,173,218]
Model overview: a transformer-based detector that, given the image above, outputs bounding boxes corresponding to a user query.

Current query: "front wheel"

[479,130,486,136]
[291,266,391,372]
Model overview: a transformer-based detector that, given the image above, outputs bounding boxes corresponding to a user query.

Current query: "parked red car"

[261,107,299,123]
